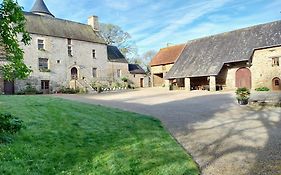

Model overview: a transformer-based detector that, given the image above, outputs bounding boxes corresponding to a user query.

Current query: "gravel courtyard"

[56,88,281,175]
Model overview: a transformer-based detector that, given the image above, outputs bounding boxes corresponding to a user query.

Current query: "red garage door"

[236,68,251,89]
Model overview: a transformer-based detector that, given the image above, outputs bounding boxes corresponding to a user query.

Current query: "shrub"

[255,87,270,91]
[17,83,41,95]
[121,77,128,82]
[24,83,39,94]
[236,87,250,100]
[58,87,79,94]
[0,113,23,143]
[91,81,103,93]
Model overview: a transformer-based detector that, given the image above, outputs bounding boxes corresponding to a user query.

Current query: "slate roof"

[31,0,54,17]
[150,44,185,66]
[107,45,128,63]
[24,12,105,44]
[166,20,281,79]
[129,64,146,74]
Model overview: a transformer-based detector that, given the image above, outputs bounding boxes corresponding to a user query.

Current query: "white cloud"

[137,0,231,49]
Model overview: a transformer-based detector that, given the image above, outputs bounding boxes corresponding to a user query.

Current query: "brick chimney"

[88,16,99,31]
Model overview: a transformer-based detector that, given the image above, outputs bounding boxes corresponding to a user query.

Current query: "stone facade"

[0,0,144,94]
[107,62,130,82]
[129,74,148,88]
[222,46,281,91]
[169,46,281,91]
[250,46,281,90]
[151,63,174,87]
[15,34,110,92]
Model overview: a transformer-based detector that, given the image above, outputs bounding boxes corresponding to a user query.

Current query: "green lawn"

[0,95,199,175]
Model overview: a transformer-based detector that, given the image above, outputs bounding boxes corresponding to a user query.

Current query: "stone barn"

[166,20,281,91]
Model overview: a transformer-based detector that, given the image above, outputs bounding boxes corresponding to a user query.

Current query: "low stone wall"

[249,91,281,106]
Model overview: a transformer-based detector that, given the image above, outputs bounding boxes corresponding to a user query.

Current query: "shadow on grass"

[0,95,199,175]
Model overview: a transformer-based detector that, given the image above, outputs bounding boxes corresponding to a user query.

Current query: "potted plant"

[236,87,250,105]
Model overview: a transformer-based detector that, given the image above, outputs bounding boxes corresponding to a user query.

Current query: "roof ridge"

[160,43,186,50]
[186,20,281,44]
[24,12,91,27]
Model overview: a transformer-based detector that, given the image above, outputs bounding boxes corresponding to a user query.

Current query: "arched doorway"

[71,67,78,80]
[272,77,281,91]
[236,68,251,89]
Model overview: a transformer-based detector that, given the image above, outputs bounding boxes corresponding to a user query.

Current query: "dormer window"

[67,39,72,56]
[272,57,279,67]
[38,39,44,50]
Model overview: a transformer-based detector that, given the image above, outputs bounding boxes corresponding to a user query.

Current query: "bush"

[17,83,41,95]
[121,77,128,82]
[255,87,270,91]
[91,81,103,93]
[58,87,79,94]
[236,87,250,100]
[0,113,23,143]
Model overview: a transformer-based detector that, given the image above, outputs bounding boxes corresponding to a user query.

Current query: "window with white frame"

[38,39,44,50]
[38,58,49,71]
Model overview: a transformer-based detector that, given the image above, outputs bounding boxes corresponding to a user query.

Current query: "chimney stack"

[88,16,99,31]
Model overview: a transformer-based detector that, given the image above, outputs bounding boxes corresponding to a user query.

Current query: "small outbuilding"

[128,64,147,88]
[150,44,185,88]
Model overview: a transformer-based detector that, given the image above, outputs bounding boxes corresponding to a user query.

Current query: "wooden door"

[4,80,14,95]
[41,80,50,94]
[272,77,281,91]
[140,78,144,88]
[236,68,251,89]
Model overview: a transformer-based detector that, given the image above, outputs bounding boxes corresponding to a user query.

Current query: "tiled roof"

[166,20,281,79]
[150,44,186,66]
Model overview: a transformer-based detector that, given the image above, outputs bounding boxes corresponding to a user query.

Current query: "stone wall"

[224,62,248,90]
[105,62,130,82]
[223,46,281,91]
[250,46,281,90]
[16,33,123,92]
[128,74,148,88]
[151,63,174,87]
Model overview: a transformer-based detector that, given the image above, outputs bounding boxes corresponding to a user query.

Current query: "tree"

[132,50,157,73]
[99,23,137,59]
[0,0,31,81]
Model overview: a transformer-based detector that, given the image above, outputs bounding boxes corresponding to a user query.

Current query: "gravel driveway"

[55,88,281,175]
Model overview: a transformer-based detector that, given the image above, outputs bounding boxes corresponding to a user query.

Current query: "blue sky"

[14,0,281,54]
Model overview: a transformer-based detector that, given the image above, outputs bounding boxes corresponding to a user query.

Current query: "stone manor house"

[152,20,281,91]
[0,0,147,94]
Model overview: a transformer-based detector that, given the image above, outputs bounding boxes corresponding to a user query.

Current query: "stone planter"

[238,99,249,105]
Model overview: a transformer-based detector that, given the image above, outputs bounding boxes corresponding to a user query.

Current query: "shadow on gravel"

[57,92,281,175]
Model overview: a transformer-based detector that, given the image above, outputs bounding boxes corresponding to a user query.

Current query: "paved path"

[55,88,281,175]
